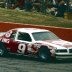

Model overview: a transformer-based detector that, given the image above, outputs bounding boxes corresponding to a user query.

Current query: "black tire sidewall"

[0,42,7,56]
[38,46,51,62]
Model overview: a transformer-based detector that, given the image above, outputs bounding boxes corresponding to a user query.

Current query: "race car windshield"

[32,31,59,41]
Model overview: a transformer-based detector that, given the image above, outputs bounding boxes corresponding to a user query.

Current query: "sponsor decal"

[5,30,12,38]
[2,38,10,43]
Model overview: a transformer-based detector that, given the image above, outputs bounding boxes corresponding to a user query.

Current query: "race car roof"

[15,28,50,33]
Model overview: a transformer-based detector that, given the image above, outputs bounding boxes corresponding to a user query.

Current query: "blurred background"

[0,0,72,18]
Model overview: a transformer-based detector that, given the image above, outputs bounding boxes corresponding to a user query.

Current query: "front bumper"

[55,48,72,59]
[56,54,72,59]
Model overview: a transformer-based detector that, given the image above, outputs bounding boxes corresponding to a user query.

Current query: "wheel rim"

[39,49,51,61]
[39,52,48,60]
[40,54,47,60]
[0,49,4,56]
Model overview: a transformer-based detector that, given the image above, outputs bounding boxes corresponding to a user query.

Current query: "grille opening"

[69,49,72,53]
[56,49,67,53]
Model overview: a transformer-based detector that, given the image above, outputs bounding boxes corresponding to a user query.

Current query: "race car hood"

[36,39,72,49]
[45,39,72,48]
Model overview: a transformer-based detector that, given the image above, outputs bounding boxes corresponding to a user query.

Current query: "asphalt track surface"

[0,55,72,72]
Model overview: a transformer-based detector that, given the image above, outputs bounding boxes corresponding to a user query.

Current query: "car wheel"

[0,42,7,56]
[38,46,51,62]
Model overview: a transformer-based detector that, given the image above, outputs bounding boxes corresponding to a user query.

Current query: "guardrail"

[0,22,72,42]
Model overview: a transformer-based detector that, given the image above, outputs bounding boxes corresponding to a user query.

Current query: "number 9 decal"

[18,44,26,54]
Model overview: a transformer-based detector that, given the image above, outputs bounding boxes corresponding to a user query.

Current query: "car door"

[15,32,33,54]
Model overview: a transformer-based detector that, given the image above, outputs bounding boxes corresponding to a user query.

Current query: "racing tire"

[38,46,51,62]
[0,42,7,56]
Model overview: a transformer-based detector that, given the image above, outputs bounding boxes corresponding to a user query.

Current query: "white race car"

[0,28,72,62]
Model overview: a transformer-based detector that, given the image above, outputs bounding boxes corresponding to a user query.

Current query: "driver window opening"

[17,32,32,42]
